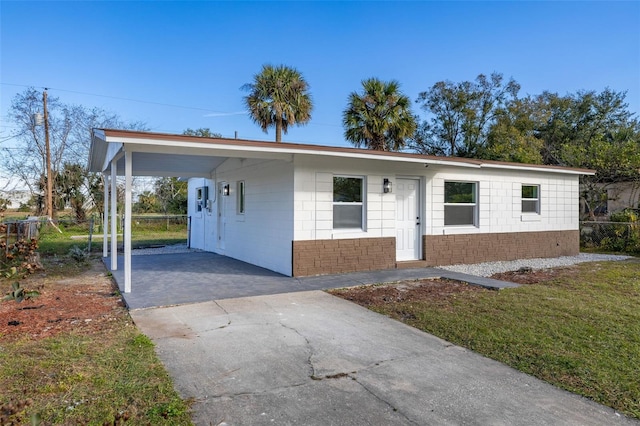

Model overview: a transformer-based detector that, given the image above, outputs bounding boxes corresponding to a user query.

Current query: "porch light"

[383,178,392,194]
[223,184,230,196]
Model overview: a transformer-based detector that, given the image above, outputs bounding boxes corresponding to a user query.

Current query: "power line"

[1,82,343,128]
[0,82,241,115]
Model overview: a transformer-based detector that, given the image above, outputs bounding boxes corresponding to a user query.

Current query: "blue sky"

[1,1,639,149]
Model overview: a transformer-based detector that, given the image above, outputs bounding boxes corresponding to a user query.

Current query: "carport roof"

[89,128,594,177]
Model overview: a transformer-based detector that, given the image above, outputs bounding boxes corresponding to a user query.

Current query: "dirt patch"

[0,259,126,341]
[329,278,486,308]
[330,266,576,307]
[490,265,579,284]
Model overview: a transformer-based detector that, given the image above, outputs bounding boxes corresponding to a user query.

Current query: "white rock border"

[131,243,201,256]
[437,253,634,277]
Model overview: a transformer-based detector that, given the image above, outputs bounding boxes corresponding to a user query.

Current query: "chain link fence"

[580,221,640,254]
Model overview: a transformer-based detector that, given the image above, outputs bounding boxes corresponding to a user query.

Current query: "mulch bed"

[0,260,126,341]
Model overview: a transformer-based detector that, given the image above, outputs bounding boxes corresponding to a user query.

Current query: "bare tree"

[2,87,146,217]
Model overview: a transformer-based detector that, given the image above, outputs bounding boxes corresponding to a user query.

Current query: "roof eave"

[94,128,595,175]
[479,162,595,176]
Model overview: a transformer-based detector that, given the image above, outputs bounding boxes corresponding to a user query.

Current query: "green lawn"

[1,218,192,424]
[0,322,192,424]
[336,259,640,419]
[37,221,187,256]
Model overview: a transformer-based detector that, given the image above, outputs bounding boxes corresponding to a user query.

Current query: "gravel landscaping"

[438,253,633,277]
[131,247,633,278]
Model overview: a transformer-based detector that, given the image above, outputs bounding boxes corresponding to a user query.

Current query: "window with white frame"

[333,176,364,229]
[444,181,477,226]
[237,181,245,214]
[521,184,540,214]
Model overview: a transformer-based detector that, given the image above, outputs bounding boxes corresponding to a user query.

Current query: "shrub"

[610,209,638,223]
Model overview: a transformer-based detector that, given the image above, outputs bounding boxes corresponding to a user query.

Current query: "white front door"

[396,178,421,261]
[217,182,227,251]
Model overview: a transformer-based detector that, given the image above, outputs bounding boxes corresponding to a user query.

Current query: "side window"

[237,181,245,214]
[444,181,477,226]
[522,185,540,214]
[333,176,363,229]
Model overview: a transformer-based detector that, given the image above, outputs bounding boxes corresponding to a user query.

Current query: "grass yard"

[37,219,187,256]
[0,320,192,424]
[1,215,190,423]
[330,259,640,419]
[1,254,192,424]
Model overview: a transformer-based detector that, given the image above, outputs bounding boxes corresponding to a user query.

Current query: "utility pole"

[43,89,53,219]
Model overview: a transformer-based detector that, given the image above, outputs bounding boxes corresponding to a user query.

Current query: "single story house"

[89,129,593,292]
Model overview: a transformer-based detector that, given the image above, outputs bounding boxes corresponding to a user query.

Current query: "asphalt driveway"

[130,290,637,426]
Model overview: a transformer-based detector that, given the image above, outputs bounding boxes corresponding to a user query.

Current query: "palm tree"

[242,64,313,142]
[343,78,416,151]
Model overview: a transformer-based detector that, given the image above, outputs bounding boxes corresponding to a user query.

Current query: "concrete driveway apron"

[130,290,637,426]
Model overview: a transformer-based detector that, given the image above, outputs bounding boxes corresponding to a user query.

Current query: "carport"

[89,129,306,294]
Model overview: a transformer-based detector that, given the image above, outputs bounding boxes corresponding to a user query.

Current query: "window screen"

[522,185,540,214]
[444,181,477,226]
[333,177,363,229]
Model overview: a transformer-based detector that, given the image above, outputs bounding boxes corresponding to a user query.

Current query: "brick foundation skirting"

[292,237,396,277]
[422,230,580,266]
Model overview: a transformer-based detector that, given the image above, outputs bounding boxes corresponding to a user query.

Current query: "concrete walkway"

[131,290,637,425]
[106,252,517,309]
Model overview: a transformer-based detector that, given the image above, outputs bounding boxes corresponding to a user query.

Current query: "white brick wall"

[429,168,579,235]
[294,156,403,241]
[293,156,580,241]
[192,155,581,275]
[189,158,294,276]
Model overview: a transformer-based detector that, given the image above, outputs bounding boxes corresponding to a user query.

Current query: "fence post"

[4,223,9,256]
[88,216,94,253]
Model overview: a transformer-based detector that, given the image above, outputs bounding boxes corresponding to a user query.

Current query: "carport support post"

[124,151,132,293]
[103,173,109,257]
[110,162,118,271]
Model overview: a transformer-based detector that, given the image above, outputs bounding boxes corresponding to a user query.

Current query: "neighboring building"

[89,129,592,282]
[580,181,640,219]
[0,189,32,210]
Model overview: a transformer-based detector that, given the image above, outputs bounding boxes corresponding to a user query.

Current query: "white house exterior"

[89,129,592,290]
[185,139,590,277]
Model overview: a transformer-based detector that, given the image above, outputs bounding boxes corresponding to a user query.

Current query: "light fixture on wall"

[223,184,230,196]
[383,178,392,194]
